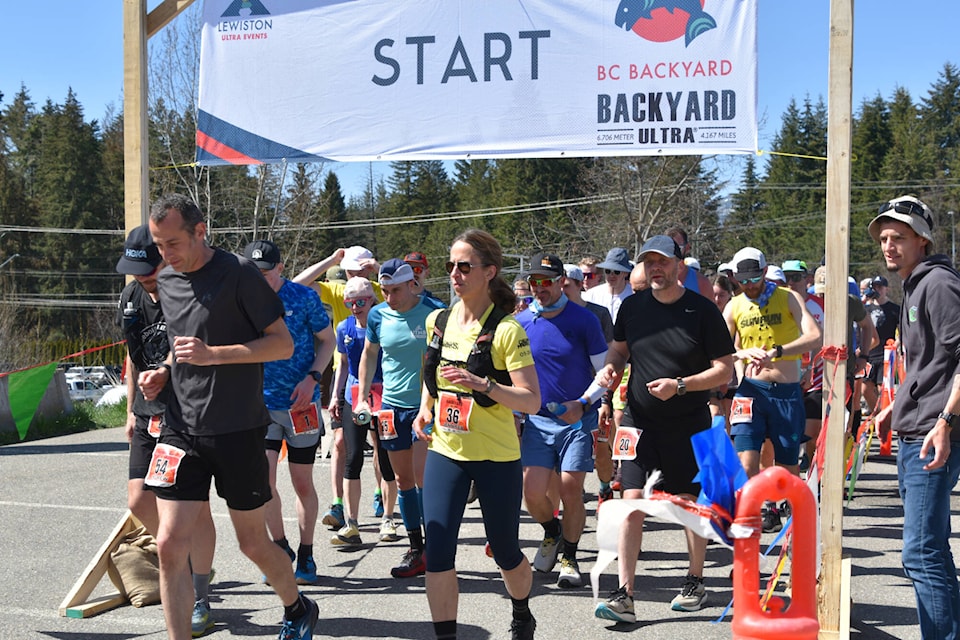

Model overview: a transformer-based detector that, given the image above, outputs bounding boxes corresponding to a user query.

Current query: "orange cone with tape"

[731,467,819,640]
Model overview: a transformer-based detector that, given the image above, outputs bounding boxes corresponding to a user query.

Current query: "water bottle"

[122,302,138,330]
[547,402,568,417]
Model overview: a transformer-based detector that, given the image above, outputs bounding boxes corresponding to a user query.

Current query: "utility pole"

[948,210,956,268]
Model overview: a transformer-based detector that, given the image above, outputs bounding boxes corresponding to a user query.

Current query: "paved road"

[0,426,939,639]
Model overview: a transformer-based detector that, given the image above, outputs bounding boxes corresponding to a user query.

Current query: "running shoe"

[594,586,636,623]
[509,615,537,640]
[761,501,782,533]
[556,556,582,588]
[532,534,563,573]
[379,518,400,542]
[597,486,614,509]
[321,503,345,530]
[191,599,214,637]
[670,574,707,611]
[390,547,426,578]
[467,480,478,504]
[294,556,318,585]
[331,523,362,547]
[278,596,319,640]
[373,492,385,518]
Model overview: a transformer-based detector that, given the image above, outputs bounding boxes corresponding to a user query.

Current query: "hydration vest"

[423,306,512,407]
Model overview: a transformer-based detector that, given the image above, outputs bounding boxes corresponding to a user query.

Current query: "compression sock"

[434,620,457,639]
[284,593,307,621]
[192,572,210,604]
[511,595,532,622]
[541,517,561,540]
[398,487,423,541]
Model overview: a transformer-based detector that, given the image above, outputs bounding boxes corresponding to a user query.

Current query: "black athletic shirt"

[614,287,734,427]
[157,248,285,436]
[117,280,169,417]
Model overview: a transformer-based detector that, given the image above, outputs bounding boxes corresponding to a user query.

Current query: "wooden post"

[819,0,854,637]
[123,0,149,235]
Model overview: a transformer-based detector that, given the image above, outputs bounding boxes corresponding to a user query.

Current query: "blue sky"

[1,1,957,197]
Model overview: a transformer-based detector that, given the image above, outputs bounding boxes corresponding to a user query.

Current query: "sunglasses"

[603,269,624,276]
[878,199,932,228]
[343,298,371,308]
[786,273,806,283]
[527,275,560,287]
[407,264,425,275]
[582,272,599,280]
[445,261,487,274]
[516,295,534,304]
[740,276,764,285]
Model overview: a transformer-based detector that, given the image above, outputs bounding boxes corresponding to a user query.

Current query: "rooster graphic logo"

[615,0,717,47]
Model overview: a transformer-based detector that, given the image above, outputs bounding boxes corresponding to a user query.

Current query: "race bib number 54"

[144,443,186,488]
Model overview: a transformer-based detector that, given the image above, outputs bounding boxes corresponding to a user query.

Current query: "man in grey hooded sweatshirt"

[872,195,960,640]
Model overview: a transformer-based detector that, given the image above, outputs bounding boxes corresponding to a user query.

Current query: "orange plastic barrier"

[878,339,897,456]
[731,467,819,640]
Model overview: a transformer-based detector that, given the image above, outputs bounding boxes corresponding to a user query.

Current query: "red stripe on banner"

[0,340,127,379]
[196,130,262,165]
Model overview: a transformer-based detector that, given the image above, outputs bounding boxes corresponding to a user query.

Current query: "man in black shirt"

[116,225,217,636]
[593,236,734,623]
[862,275,900,414]
[138,194,316,640]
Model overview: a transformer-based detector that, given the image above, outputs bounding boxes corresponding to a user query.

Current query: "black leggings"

[342,401,395,482]
[423,450,525,573]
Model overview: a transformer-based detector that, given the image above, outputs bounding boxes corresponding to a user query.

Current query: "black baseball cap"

[526,253,564,278]
[116,224,162,276]
[243,239,282,270]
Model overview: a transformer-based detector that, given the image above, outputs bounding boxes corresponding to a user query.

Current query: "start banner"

[197,0,757,165]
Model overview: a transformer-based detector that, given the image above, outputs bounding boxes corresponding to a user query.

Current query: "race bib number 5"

[378,409,398,440]
[144,443,186,488]
[611,426,641,461]
[437,392,473,433]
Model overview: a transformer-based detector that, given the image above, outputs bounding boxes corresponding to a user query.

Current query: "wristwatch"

[774,344,784,359]
[309,370,323,384]
[483,377,496,394]
[676,377,687,396]
[938,411,957,428]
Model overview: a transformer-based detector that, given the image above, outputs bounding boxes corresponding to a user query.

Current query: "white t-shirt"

[582,285,633,322]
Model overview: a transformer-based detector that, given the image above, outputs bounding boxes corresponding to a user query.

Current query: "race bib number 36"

[437,392,473,433]
[611,426,641,461]
[144,443,186,488]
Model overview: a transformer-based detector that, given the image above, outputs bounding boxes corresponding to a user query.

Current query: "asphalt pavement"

[0,426,938,639]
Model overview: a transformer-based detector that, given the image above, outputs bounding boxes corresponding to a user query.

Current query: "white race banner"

[197,0,757,165]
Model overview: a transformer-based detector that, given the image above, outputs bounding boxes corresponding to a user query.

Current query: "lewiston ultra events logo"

[614,0,716,47]
[218,0,272,42]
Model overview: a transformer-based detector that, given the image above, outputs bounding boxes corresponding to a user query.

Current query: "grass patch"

[0,399,127,446]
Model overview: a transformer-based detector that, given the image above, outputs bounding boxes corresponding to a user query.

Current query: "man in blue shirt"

[244,240,336,586]
[516,253,607,590]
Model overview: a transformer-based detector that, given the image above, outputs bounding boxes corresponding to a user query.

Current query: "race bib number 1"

[611,426,641,461]
[378,409,398,440]
[437,392,473,433]
[290,404,321,435]
[147,415,162,439]
[730,396,755,425]
[144,443,186,488]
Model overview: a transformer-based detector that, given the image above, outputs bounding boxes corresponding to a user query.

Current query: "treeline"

[1,59,958,369]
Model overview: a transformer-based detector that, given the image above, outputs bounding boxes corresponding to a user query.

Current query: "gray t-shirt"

[157,248,284,436]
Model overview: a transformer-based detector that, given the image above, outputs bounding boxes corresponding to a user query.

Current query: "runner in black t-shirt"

[862,275,900,414]
[137,194,317,640]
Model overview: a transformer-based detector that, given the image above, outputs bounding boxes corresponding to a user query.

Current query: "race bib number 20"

[611,426,641,461]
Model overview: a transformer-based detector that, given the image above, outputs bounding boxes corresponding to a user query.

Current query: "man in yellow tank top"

[723,247,821,530]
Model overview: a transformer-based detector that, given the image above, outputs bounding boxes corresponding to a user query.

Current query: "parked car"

[67,379,107,403]
[64,366,117,386]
